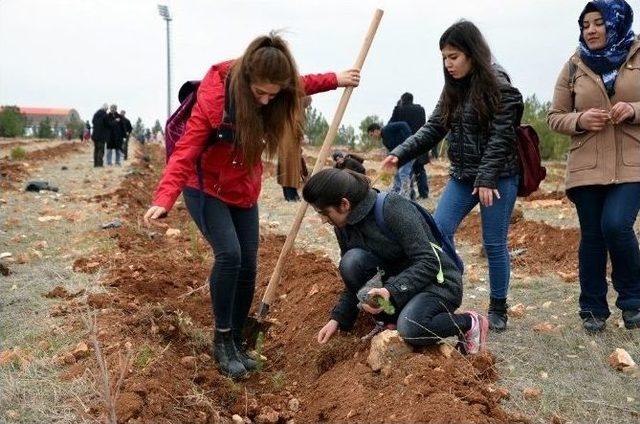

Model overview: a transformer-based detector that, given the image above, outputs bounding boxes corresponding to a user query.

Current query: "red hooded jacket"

[153,60,338,210]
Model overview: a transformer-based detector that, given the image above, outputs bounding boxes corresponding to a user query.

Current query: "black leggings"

[183,187,259,331]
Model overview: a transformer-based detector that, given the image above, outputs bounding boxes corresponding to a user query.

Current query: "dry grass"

[462,270,640,424]
[0,145,136,423]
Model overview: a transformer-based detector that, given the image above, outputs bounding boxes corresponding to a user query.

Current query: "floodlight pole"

[158,5,172,118]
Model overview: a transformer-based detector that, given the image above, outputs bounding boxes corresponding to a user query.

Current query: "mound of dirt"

[523,190,567,202]
[57,146,524,423]
[458,213,579,275]
[0,142,86,190]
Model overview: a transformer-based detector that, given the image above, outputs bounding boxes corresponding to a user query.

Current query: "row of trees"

[0,105,164,141]
[304,95,571,160]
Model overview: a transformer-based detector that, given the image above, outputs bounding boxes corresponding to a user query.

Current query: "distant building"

[1,107,81,137]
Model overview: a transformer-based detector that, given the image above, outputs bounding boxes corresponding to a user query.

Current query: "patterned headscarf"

[579,0,635,95]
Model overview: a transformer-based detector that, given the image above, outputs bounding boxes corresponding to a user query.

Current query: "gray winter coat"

[331,189,463,330]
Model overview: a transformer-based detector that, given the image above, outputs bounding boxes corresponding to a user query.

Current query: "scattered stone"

[0,252,12,259]
[287,398,300,413]
[608,348,636,371]
[32,240,48,250]
[101,219,123,229]
[255,406,279,424]
[15,253,30,264]
[496,387,510,400]
[72,342,90,359]
[37,215,63,222]
[438,343,456,358]
[522,387,542,400]
[38,340,51,351]
[0,263,10,276]
[539,371,548,379]
[306,284,319,297]
[532,322,559,333]
[5,410,19,420]
[508,303,526,318]
[542,301,553,309]
[367,330,413,372]
[165,228,181,238]
[231,415,244,424]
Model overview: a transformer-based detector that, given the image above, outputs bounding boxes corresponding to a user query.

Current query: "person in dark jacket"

[90,104,109,167]
[303,168,488,353]
[382,21,523,332]
[332,150,366,174]
[389,92,430,198]
[120,110,133,161]
[368,122,415,199]
[106,105,124,166]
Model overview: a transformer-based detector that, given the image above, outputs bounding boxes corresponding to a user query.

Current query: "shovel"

[243,8,384,349]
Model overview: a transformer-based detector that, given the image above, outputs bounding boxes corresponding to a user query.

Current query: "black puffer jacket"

[331,190,463,331]
[391,65,523,189]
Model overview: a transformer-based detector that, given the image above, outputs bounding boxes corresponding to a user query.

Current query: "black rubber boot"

[622,309,640,329]
[582,316,607,333]
[232,330,258,372]
[213,330,247,379]
[488,297,508,332]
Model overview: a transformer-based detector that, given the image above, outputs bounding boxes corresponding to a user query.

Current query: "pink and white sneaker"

[462,311,488,354]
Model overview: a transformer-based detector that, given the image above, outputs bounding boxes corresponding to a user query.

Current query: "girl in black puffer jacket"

[383,20,523,332]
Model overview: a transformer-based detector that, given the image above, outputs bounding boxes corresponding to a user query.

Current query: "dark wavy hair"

[439,20,500,129]
[302,168,369,209]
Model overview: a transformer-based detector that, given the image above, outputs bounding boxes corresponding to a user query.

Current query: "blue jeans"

[567,183,640,319]
[183,187,259,330]
[392,159,415,199]
[106,148,121,165]
[434,175,519,299]
[338,248,471,345]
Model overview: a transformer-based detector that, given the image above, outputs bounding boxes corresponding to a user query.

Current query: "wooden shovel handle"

[258,9,384,315]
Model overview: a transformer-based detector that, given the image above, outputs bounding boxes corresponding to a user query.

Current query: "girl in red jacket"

[143,32,360,378]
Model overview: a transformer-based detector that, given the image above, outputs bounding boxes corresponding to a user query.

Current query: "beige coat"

[548,39,640,190]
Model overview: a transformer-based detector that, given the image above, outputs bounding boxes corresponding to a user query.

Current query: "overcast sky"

[1,0,639,133]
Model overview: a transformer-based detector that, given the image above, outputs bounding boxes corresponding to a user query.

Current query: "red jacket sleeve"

[301,72,338,95]
[153,66,226,211]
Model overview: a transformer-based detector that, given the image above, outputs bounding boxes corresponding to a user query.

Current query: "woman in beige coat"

[548,0,640,333]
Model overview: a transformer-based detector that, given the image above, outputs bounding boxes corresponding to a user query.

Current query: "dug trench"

[58,144,530,423]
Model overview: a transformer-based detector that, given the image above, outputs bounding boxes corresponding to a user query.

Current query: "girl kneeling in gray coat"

[302,168,488,354]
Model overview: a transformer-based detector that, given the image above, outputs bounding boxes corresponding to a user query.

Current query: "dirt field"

[1,140,639,423]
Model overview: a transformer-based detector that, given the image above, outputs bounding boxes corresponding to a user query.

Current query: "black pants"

[567,183,640,319]
[183,187,259,331]
[339,248,471,346]
[123,137,129,160]
[282,186,300,201]
[93,139,105,167]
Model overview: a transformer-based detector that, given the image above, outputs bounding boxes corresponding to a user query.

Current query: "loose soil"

[59,145,525,423]
[457,212,580,276]
[0,142,86,190]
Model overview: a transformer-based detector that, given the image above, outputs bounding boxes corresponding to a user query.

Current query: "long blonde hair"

[229,32,304,168]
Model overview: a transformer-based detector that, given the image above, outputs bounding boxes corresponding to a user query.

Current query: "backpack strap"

[568,60,578,111]
[373,192,464,276]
